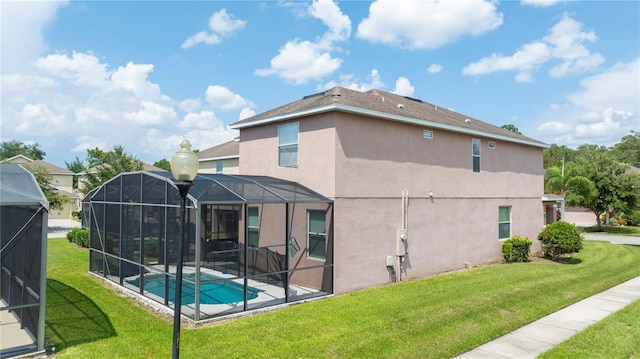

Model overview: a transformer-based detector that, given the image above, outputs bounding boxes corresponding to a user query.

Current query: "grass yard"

[45,237,640,359]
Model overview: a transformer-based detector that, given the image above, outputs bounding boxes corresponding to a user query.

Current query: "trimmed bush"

[72,210,81,221]
[622,210,640,226]
[502,235,532,263]
[66,227,89,248]
[537,221,583,260]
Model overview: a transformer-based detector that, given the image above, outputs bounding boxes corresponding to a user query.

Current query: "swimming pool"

[127,273,261,305]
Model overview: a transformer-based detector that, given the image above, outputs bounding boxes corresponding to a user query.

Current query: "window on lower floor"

[499,206,511,240]
[216,160,223,173]
[247,206,259,247]
[308,210,326,259]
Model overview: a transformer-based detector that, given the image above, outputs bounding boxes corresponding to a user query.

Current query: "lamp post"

[170,139,199,359]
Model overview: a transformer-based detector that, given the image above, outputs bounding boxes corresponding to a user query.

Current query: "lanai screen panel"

[0,164,48,357]
[86,171,333,321]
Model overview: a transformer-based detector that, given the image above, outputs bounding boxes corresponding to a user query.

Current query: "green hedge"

[502,235,532,263]
[66,227,89,248]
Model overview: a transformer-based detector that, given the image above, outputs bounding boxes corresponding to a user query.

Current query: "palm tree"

[544,160,595,221]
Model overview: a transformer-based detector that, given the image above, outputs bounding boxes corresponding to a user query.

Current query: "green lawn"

[45,237,640,358]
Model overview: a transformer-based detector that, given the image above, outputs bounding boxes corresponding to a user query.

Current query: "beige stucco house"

[196,139,239,174]
[231,87,550,294]
[2,155,79,219]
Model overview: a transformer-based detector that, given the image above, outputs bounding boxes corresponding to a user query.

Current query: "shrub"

[66,227,89,248]
[502,235,532,263]
[622,210,640,226]
[72,211,81,221]
[537,221,583,260]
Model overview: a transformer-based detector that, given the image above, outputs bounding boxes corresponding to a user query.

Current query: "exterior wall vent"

[488,141,496,149]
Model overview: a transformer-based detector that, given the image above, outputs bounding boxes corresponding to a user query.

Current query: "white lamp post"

[170,139,199,359]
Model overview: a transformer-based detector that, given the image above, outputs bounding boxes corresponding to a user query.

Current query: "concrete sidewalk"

[47,218,80,238]
[455,276,640,358]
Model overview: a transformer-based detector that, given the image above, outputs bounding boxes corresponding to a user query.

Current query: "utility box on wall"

[397,229,407,256]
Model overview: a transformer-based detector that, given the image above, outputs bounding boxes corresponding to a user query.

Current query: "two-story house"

[230,86,549,294]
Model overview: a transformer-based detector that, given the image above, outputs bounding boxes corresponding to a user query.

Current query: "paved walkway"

[456,233,640,359]
[455,276,640,358]
[47,218,80,238]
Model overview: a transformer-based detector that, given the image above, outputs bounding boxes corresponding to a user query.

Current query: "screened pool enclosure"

[1,164,48,358]
[84,171,333,321]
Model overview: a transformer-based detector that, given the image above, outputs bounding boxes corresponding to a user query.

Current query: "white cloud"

[255,40,343,85]
[124,101,177,126]
[391,77,415,97]
[0,1,68,74]
[356,0,502,50]
[536,59,639,146]
[205,85,254,111]
[255,0,350,84]
[427,64,443,74]
[181,9,246,49]
[34,52,110,87]
[463,13,603,80]
[462,42,551,77]
[1,49,246,165]
[318,69,385,92]
[521,0,568,7]
[180,111,218,129]
[239,108,256,120]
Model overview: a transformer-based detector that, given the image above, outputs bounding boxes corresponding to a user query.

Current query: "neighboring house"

[196,139,239,174]
[2,155,79,219]
[230,86,550,294]
[77,162,167,192]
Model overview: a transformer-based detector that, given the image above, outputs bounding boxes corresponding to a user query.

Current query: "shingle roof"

[196,139,239,160]
[230,87,548,148]
[24,160,74,175]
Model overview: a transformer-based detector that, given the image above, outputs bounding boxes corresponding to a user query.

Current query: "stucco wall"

[198,158,239,174]
[238,111,546,294]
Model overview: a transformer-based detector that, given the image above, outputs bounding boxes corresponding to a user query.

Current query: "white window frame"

[499,206,511,240]
[278,122,299,167]
[307,210,326,260]
[472,138,481,173]
[247,206,259,248]
[423,130,433,139]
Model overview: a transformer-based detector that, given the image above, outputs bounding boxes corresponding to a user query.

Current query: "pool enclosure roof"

[0,164,48,208]
[84,171,331,205]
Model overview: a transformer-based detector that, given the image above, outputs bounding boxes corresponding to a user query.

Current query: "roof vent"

[465,118,471,124]
[397,104,404,109]
[302,90,327,100]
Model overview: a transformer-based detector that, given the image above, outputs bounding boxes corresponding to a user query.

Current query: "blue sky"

[1,0,638,168]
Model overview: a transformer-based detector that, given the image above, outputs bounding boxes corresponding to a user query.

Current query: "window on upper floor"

[278,122,299,167]
[215,160,223,173]
[472,138,481,173]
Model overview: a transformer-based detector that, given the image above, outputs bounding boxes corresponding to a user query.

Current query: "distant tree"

[544,161,595,220]
[153,159,171,171]
[66,157,85,189]
[79,145,144,194]
[0,140,46,160]
[573,145,639,231]
[543,144,576,169]
[23,164,69,211]
[501,124,522,135]
[610,131,640,168]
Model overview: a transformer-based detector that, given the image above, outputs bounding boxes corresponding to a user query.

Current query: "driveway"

[48,218,80,238]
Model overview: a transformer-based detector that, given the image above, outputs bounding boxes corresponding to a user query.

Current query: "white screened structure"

[1,164,48,358]
[83,171,333,322]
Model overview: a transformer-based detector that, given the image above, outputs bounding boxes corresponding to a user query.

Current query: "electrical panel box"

[397,229,407,256]
[386,255,394,267]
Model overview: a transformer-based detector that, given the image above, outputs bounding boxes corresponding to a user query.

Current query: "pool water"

[127,273,260,305]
